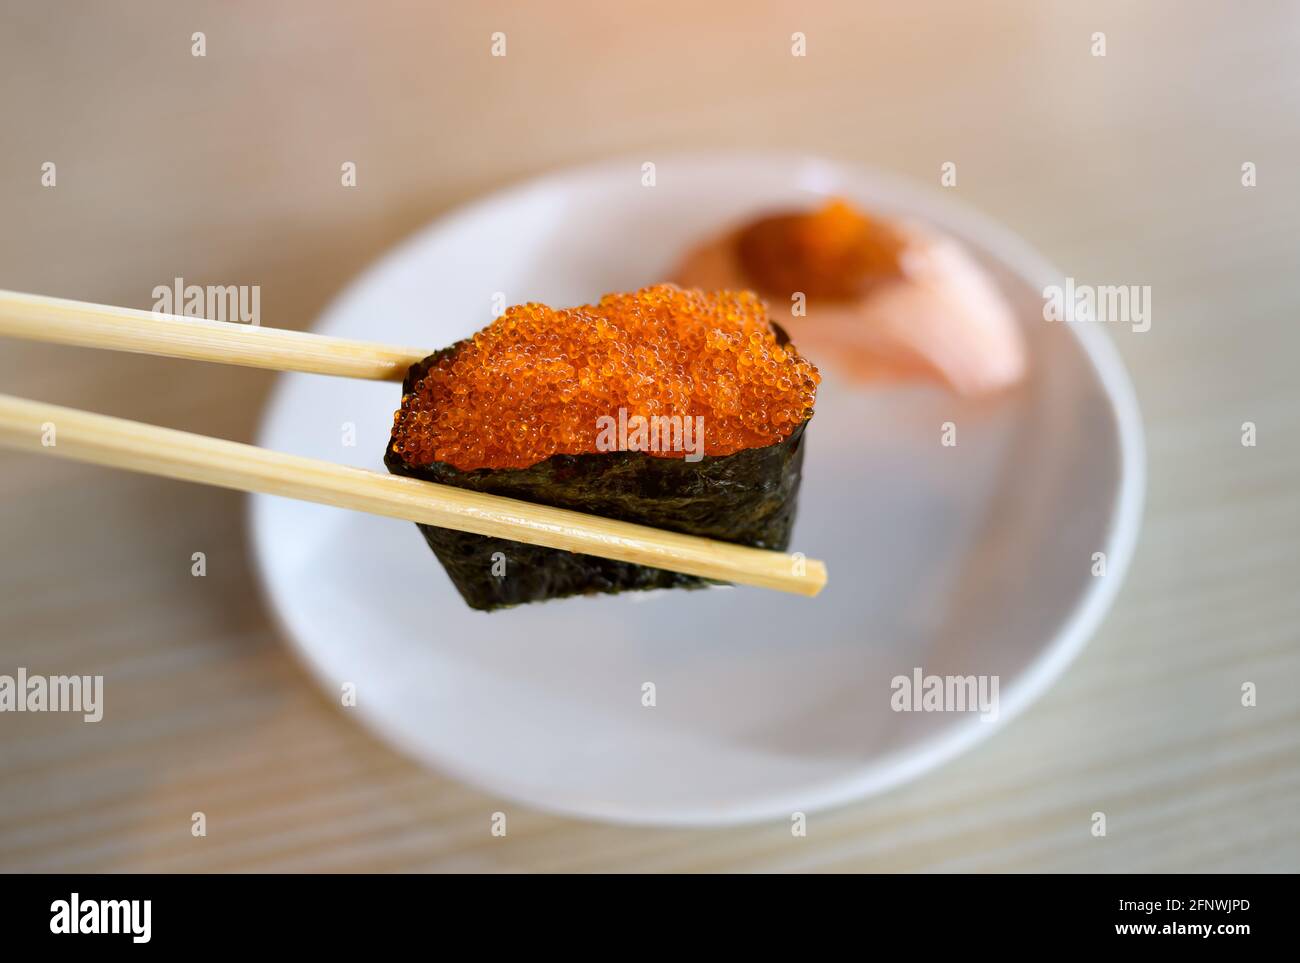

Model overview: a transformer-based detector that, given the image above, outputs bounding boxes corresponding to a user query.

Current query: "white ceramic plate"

[250,153,1144,826]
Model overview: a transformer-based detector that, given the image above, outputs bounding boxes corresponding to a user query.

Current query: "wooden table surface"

[2,1,1297,872]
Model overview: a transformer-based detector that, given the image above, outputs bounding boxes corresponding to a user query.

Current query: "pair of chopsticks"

[0,290,827,596]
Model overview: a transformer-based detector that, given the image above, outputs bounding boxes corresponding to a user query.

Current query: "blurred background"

[1,0,1297,871]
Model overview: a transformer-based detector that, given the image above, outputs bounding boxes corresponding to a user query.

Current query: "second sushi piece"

[385,285,820,610]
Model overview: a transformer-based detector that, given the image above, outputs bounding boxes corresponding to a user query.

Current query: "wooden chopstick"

[0,394,827,597]
[0,289,427,381]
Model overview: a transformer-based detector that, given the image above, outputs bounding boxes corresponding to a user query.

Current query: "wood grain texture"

[1,0,1297,872]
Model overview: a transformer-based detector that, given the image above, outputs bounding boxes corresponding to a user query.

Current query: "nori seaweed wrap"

[384,286,818,610]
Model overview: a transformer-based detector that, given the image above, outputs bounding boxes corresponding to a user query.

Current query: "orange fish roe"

[390,285,819,471]
[737,198,905,301]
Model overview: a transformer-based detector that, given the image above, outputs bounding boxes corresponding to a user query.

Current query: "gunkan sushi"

[384,284,819,610]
